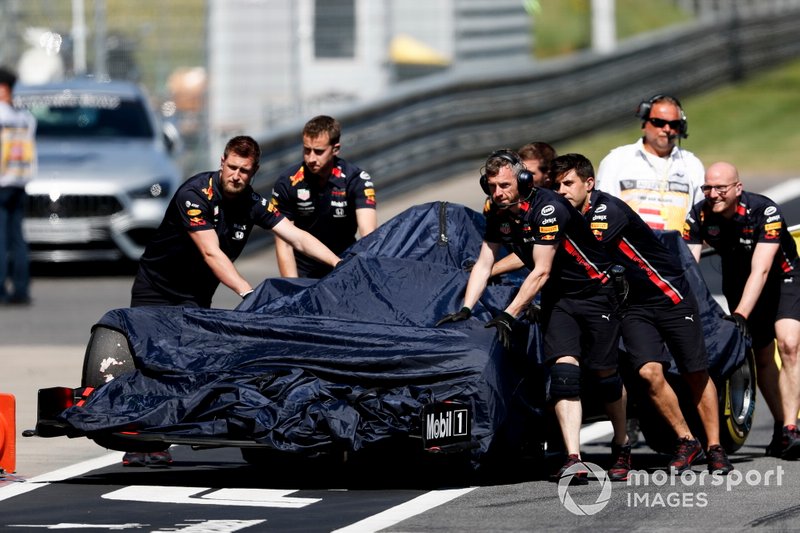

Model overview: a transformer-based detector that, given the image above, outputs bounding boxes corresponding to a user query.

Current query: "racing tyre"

[81,325,136,388]
[718,348,756,453]
[81,326,165,452]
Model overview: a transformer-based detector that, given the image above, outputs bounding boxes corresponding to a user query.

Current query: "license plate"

[421,401,471,450]
[24,220,94,242]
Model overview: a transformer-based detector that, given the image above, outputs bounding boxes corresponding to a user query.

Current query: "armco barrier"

[0,393,16,474]
[252,5,800,199]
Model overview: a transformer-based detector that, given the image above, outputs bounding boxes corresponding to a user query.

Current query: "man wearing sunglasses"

[596,94,704,232]
[683,161,800,460]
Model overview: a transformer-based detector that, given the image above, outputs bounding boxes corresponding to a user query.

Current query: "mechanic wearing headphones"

[684,161,800,461]
[270,115,377,278]
[436,149,631,482]
[554,153,733,475]
[596,94,704,232]
[488,141,557,278]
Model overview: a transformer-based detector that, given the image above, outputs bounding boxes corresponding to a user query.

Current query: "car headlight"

[129,180,173,200]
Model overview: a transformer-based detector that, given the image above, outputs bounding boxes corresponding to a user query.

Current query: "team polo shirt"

[585,189,690,306]
[683,191,800,299]
[483,187,613,297]
[137,171,283,306]
[596,138,704,231]
[270,157,375,275]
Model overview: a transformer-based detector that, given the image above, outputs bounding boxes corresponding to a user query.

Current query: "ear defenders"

[479,149,534,197]
[635,94,688,139]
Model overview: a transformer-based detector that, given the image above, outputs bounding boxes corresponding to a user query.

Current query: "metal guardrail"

[253,6,800,200]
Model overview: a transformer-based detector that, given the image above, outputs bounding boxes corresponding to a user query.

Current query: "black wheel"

[81,325,136,388]
[718,348,756,453]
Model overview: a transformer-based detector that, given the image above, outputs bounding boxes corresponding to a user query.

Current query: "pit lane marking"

[331,487,477,533]
[102,486,321,508]
[0,451,122,501]
[7,520,265,531]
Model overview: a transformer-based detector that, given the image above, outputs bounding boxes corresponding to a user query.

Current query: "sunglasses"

[647,117,683,130]
[700,182,738,194]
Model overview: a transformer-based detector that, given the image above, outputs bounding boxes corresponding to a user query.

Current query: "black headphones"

[635,94,688,139]
[479,149,534,197]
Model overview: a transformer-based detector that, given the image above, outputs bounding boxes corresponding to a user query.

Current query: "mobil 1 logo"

[422,401,471,451]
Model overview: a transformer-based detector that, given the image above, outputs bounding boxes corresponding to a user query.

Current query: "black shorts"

[620,294,708,374]
[734,274,800,350]
[541,285,621,371]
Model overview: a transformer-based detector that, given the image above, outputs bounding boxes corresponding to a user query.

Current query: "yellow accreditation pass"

[621,190,691,232]
[0,126,36,179]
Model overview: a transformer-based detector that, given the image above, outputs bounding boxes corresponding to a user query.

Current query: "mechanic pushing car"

[552,153,733,476]
[269,115,377,279]
[126,135,341,466]
[684,161,800,460]
[436,149,631,482]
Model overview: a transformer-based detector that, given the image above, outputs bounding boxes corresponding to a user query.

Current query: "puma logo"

[685,315,694,322]
[601,314,611,321]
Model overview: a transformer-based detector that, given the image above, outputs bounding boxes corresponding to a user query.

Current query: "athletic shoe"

[779,424,800,460]
[146,450,173,467]
[608,443,632,481]
[551,454,588,482]
[122,452,147,467]
[706,445,734,474]
[668,437,704,474]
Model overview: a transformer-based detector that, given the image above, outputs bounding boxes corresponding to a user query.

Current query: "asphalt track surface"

[2,170,800,532]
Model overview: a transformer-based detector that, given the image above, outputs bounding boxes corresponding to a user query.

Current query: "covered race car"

[31,202,753,472]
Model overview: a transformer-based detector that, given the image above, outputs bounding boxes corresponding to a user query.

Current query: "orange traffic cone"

[0,393,16,474]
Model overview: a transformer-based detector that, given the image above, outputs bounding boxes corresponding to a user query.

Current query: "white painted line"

[761,178,800,206]
[331,487,477,533]
[0,451,122,501]
[103,486,321,508]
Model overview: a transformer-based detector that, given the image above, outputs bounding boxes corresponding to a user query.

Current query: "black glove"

[524,303,542,323]
[485,311,515,350]
[724,312,751,342]
[435,306,472,327]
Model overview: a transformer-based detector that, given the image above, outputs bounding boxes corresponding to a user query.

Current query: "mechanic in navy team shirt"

[436,149,630,482]
[488,141,557,278]
[270,115,376,278]
[131,135,340,309]
[126,136,340,467]
[552,153,733,475]
[684,161,800,460]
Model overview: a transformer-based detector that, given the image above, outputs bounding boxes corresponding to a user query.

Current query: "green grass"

[555,57,800,179]
[533,0,693,58]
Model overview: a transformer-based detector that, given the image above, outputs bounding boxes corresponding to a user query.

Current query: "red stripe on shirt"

[617,237,683,304]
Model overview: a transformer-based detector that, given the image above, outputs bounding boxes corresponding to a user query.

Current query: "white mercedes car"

[15,78,182,262]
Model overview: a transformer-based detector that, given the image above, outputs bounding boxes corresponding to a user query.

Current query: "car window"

[16,93,155,139]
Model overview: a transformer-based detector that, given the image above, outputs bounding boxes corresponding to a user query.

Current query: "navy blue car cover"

[58,202,746,463]
[61,203,535,462]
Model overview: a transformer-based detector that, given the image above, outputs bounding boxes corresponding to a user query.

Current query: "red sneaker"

[609,443,632,481]
[668,437,704,474]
